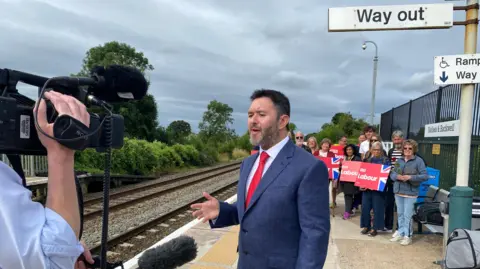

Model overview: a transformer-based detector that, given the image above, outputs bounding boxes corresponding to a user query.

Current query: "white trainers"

[392,230,399,238]
[400,237,412,246]
[390,235,403,242]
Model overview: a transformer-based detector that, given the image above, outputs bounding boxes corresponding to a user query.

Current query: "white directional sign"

[328,4,453,32]
[434,54,480,85]
[424,120,460,138]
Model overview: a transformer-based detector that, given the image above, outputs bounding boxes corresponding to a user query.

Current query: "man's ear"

[279,115,290,130]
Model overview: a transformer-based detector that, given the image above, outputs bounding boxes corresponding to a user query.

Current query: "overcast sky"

[0,0,472,135]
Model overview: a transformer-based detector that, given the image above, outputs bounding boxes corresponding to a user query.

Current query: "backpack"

[415,202,443,226]
[444,228,480,269]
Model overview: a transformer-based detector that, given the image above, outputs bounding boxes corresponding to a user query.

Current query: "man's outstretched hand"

[190,192,220,223]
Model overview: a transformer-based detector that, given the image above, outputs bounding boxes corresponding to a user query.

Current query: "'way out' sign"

[328,3,453,32]
[434,54,480,85]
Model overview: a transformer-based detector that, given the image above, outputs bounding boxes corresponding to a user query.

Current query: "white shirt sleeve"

[359,141,369,154]
[0,161,84,269]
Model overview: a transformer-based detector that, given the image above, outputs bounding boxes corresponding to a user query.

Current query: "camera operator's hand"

[75,241,95,269]
[34,91,90,157]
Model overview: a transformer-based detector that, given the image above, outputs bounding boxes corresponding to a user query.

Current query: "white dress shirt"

[0,161,84,269]
[245,135,290,197]
[359,140,370,155]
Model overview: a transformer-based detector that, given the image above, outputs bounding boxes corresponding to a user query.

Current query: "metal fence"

[380,84,480,194]
[1,154,48,177]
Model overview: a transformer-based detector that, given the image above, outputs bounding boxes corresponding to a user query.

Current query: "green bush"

[75,137,210,176]
[75,133,250,176]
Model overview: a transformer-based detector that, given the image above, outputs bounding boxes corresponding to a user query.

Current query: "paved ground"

[179,192,445,268]
[327,196,444,269]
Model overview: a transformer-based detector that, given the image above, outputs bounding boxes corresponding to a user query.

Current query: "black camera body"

[0,67,131,155]
[0,94,124,155]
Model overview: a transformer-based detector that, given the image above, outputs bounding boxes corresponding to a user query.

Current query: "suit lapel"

[238,153,256,217]
[244,140,295,215]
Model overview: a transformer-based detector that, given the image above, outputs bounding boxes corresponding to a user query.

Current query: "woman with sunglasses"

[362,134,386,161]
[389,139,429,246]
[359,141,390,237]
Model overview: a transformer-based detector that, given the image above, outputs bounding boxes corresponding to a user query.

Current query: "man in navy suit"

[191,89,330,268]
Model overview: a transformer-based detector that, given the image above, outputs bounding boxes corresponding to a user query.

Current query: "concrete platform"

[26,176,48,186]
[120,192,445,269]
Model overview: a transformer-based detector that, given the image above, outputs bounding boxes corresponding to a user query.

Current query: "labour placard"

[329,145,345,159]
[339,161,362,183]
[434,54,480,85]
[316,157,341,180]
[328,3,453,32]
[354,163,391,191]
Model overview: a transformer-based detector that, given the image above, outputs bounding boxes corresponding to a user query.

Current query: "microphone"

[137,235,198,269]
[87,65,148,103]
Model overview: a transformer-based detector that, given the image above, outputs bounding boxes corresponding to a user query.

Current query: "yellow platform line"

[197,225,239,266]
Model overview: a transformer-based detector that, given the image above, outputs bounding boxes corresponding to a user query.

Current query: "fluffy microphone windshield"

[90,64,148,102]
[137,235,198,269]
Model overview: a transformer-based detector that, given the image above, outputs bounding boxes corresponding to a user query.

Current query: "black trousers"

[384,180,395,230]
[360,190,386,230]
[352,191,362,209]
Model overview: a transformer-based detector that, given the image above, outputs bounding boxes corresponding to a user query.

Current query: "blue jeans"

[395,195,417,237]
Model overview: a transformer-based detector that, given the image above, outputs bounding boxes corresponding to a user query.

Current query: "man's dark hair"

[250,89,290,118]
[363,125,376,133]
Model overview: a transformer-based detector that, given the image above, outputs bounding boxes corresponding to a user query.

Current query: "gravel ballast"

[82,170,240,248]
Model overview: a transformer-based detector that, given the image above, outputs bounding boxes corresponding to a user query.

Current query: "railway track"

[89,180,238,254]
[83,162,241,220]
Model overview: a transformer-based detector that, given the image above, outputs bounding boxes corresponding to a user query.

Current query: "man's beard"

[395,143,402,149]
[249,124,278,148]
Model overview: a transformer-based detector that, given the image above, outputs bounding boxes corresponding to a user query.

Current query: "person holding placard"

[339,144,362,220]
[389,139,429,246]
[319,138,337,209]
[360,141,391,237]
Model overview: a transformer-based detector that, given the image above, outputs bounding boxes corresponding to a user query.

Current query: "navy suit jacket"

[210,139,331,269]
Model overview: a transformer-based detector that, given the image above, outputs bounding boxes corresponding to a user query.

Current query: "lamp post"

[362,41,378,125]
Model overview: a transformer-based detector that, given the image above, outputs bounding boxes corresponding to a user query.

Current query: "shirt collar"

[259,135,290,160]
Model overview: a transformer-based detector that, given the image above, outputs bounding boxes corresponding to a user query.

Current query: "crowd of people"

[293,126,429,245]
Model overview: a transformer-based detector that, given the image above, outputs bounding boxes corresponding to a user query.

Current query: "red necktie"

[245,151,269,208]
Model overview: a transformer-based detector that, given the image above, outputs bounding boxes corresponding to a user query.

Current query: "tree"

[315,112,369,143]
[75,41,159,141]
[167,120,192,144]
[198,100,235,143]
[288,122,297,132]
[77,41,154,76]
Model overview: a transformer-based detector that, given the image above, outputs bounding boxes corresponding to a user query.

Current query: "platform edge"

[118,194,238,269]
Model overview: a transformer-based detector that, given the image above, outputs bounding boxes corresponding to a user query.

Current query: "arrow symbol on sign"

[440,71,448,82]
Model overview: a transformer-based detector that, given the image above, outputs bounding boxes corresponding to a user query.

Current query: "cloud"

[0,0,469,135]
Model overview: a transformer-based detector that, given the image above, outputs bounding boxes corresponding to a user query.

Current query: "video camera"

[0,65,148,269]
[0,64,148,155]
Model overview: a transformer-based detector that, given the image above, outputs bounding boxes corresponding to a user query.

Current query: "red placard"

[354,163,391,191]
[316,157,341,179]
[329,145,345,159]
[339,161,362,182]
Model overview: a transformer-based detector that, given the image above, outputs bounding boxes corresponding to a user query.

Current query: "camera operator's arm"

[0,91,90,269]
[38,91,89,239]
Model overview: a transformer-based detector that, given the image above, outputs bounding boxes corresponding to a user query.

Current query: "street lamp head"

[362,43,367,50]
